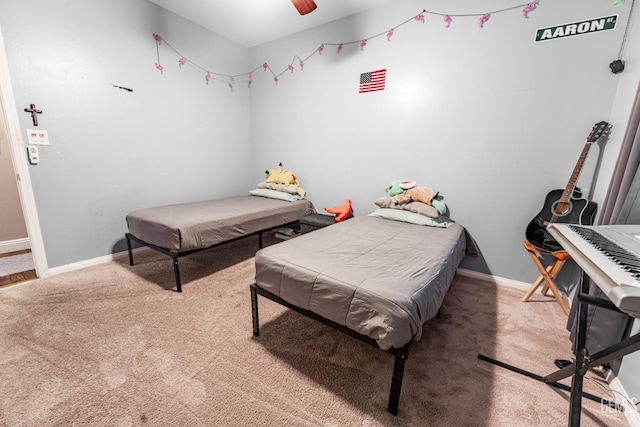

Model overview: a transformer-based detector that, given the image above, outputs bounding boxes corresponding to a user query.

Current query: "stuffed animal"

[386,180,446,214]
[265,163,305,197]
[324,199,353,222]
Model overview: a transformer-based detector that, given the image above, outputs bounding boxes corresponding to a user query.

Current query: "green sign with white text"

[535,15,617,42]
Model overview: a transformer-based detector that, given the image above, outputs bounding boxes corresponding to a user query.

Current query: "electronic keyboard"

[547,223,640,318]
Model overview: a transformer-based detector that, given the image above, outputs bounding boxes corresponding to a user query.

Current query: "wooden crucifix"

[24,103,42,126]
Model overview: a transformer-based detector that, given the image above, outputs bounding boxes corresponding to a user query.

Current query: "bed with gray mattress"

[126,195,315,292]
[250,214,471,415]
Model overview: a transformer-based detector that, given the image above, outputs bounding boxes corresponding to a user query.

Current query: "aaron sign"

[535,15,618,42]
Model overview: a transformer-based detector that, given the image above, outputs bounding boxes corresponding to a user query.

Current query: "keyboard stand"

[544,272,639,426]
[478,271,634,426]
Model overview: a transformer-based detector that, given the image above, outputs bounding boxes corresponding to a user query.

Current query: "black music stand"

[478,271,639,426]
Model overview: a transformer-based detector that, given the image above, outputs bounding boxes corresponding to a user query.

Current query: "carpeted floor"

[0,234,630,426]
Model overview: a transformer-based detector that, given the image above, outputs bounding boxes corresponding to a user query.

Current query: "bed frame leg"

[126,234,134,266]
[387,351,407,416]
[172,253,182,293]
[250,284,260,336]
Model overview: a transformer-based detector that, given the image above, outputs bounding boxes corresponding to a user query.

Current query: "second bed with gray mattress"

[127,195,315,252]
[251,214,470,414]
[254,214,468,350]
[125,195,315,292]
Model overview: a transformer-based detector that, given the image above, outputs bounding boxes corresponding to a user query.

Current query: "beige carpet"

[0,234,630,426]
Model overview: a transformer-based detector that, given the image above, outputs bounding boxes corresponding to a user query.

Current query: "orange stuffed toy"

[324,199,353,222]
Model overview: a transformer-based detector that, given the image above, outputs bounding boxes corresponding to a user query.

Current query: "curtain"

[599,81,640,225]
[568,81,640,355]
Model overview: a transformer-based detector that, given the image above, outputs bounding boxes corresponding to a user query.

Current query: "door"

[0,100,29,246]
[0,103,35,283]
[0,24,47,279]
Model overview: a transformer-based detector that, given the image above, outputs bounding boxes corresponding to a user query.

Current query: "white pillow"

[249,188,302,202]
[373,196,440,218]
[368,208,452,228]
[256,181,300,195]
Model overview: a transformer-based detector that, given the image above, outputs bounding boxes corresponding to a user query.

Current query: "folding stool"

[521,240,571,316]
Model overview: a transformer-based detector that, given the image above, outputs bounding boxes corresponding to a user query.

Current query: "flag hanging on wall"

[359,69,386,93]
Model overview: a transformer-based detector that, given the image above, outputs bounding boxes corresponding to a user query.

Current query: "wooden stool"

[521,240,570,316]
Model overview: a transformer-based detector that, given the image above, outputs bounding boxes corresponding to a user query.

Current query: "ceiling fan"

[291,0,317,15]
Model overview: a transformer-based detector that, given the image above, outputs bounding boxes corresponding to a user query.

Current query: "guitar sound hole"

[552,201,572,216]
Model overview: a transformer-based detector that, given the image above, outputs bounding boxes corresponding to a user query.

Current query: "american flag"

[359,69,386,93]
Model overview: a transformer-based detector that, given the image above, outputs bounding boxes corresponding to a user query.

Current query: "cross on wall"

[24,103,42,126]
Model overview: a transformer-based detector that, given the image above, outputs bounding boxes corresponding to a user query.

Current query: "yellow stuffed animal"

[265,163,305,197]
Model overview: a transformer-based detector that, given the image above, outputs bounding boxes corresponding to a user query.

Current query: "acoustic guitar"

[525,121,611,252]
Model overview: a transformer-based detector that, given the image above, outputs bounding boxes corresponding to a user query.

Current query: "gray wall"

[249,0,633,284]
[0,0,252,267]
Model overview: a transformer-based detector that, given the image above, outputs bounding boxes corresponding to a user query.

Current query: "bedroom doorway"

[0,99,36,286]
[0,24,47,282]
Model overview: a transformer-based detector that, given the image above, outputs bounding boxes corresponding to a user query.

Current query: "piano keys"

[547,223,640,318]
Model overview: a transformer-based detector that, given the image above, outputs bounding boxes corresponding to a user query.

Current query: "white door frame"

[0,24,48,278]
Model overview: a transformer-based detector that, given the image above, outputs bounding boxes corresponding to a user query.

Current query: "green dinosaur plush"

[386,180,415,197]
[431,197,447,215]
[385,179,446,214]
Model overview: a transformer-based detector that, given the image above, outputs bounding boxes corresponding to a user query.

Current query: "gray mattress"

[254,215,467,350]
[126,195,315,252]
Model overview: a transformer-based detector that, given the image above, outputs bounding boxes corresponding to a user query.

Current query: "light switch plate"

[26,129,49,145]
[27,146,39,164]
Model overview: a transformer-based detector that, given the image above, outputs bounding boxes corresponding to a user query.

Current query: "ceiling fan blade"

[291,0,317,15]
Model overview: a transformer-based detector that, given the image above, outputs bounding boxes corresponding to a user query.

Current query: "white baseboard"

[0,238,30,255]
[49,257,529,286]
[48,256,534,290]
[47,247,149,276]
[456,268,531,291]
[456,268,574,308]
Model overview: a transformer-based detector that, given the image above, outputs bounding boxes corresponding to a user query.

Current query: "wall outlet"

[26,129,49,145]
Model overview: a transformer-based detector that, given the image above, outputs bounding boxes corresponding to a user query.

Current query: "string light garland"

[150,0,619,90]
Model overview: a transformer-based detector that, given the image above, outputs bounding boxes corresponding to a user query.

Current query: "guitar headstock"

[587,120,612,143]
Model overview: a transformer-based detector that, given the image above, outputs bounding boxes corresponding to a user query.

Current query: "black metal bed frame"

[250,282,411,416]
[125,221,299,292]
